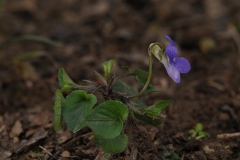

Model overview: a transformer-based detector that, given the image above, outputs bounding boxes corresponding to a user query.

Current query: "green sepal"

[53,89,64,131]
[148,42,165,61]
[86,100,129,139]
[94,134,128,153]
[62,90,97,133]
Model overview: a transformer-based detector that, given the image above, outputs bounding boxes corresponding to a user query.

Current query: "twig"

[131,147,138,160]
[217,132,240,139]
[181,154,185,160]
[39,145,52,156]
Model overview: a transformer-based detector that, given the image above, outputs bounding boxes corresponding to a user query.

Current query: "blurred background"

[1,0,240,159]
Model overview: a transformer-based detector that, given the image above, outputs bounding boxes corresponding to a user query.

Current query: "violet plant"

[53,36,190,154]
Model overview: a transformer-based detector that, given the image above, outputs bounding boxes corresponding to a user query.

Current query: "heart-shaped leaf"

[86,100,129,139]
[94,134,128,153]
[62,90,97,133]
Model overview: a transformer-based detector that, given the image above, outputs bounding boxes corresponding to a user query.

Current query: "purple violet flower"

[161,35,191,83]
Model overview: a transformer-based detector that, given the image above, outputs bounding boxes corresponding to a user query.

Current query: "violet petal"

[165,35,176,47]
[165,45,178,62]
[161,58,181,83]
[173,57,191,73]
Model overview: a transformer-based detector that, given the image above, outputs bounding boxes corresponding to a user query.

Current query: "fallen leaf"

[58,135,69,144]
[13,137,19,143]
[61,150,70,157]
[203,145,215,154]
[14,128,47,153]
[57,129,72,144]
[0,146,12,158]
[25,128,39,137]
[0,125,6,133]
[5,0,37,14]
[28,112,50,127]
[10,120,23,138]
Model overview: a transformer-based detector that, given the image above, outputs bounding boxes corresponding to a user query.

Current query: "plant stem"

[128,51,153,100]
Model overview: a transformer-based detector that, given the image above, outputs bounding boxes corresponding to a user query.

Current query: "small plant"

[188,123,210,139]
[53,35,191,154]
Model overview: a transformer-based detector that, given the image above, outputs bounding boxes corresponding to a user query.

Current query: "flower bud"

[148,42,165,61]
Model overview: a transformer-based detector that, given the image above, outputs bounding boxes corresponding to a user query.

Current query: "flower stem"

[128,51,153,100]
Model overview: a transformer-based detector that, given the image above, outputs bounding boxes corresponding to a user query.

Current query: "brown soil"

[1,0,240,159]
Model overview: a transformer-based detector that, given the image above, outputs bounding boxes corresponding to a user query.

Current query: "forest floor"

[1,0,240,159]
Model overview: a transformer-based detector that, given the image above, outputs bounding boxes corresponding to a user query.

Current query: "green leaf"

[53,90,64,131]
[94,134,128,153]
[132,111,165,126]
[102,60,114,82]
[195,123,203,132]
[198,131,210,138]
[11,51,45,64]
[142,100,172,116]
[131,69,158,95]
[123,67,148,79]
[136,76,159,95]
[113,80,137,96]
[86,100,129,139]
[132,100,171,125]
[121,66,130,72]
[62,90,97,133]
[6,34,61,46]
[126,99,146,115]
[121,68,158,95]
[130,68,148,78]
[121,66,148,78]
[58,68,79,92]
[188,129,197,137]
[133,99,147,109]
